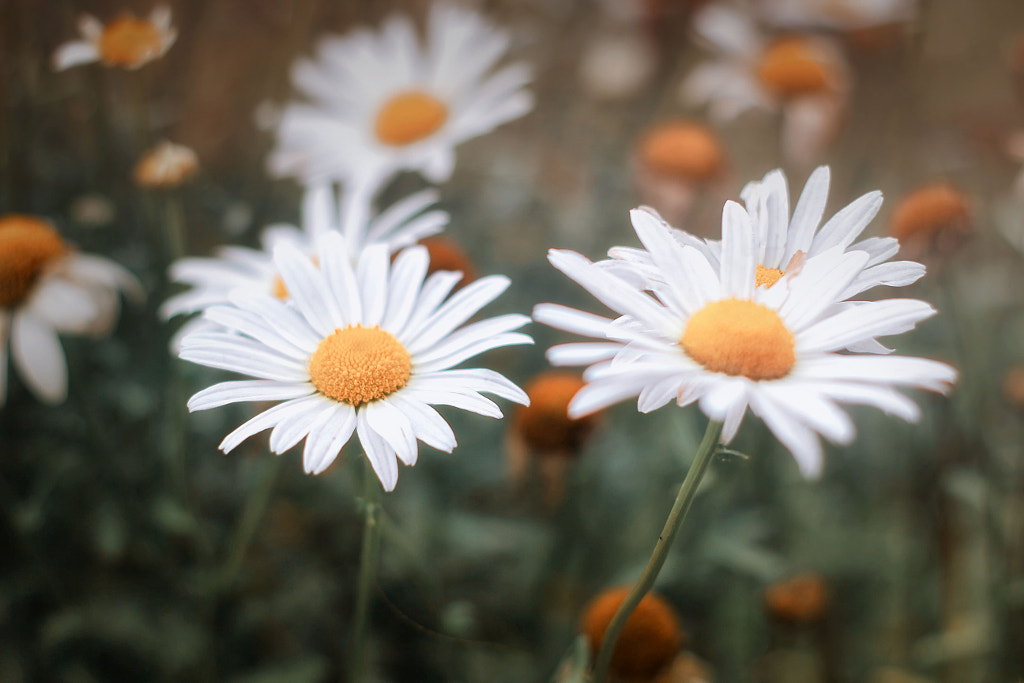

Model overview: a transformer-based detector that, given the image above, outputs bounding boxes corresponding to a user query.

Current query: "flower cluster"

[156,4,535,489]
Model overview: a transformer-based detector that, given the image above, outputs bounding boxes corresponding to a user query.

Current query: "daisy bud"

[888,183,972,258]
[581,587,685,681]
[764,573,830,623]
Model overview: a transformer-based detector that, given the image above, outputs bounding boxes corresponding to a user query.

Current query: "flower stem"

[349,459,384,682]
[591,419,723,683]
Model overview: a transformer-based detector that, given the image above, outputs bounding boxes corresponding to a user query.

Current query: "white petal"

[797,299,936,353]
[273,241,341,335]
[413,313,530,362]
[749,392,824,478]
[303,403,357,474]
[547,342,622,366]
[11,312,67,404]
[779,248,868,331]
[389,394,457,452]
[414,368,529,405]
[52,41,99,70]
[356,244,389,327]
[357,411,399,491]
[413,332,532,374]
[179,333,309,381]
[365,399,419,466]
[841,261,926,299]
[760,383,855,445]
[812,381,921,422]
[796,355,957,393]
[719,201,756,299]
[567,372,653,418]
[637,375,686,413]
[188,380,315,411]
[532,304,613,339]
[547,250,677,335]
[759,170,791,268]
[399,271,463,339]
[382,246,430,333]
[269,396,336,454]
[26,278,101,333]
[698,378,749,422]
[785,166,830,260]
[810,190,884,256]
[405,275,511,353]
[404,386,502,418]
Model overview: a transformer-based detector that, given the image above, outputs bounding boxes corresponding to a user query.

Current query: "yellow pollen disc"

[309,325,412,406]
[374,91,448,146]
[0,215,67,308]
[755,265,784,289]
[99,17,164,67]
[681,299,795,381]
[755,38,832,98]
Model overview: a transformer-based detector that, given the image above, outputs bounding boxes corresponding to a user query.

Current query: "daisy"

[52,6,176,71]
[160,185,447,342]
[178,231,531,490]
[134,140,199,189]
[267,3,533,192]
[606,167,927,352]
[0,215,141,406]
[535,204,955,477]
[681,4,848,165]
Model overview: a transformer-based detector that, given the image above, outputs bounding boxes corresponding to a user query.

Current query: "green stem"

[591,419,723,683]
[217,454,284,592]
[349,459,384,682]
[163,191,187,260]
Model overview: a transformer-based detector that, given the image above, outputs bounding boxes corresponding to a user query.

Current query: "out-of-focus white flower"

[535,204,955,478]
[757,0,917,32]
[578,31,657,101]
[161,186,447,346]
[134,141,199,188]
[52,6,176,71]
[681,4,848,165]
[178,231,531,490]
[268,4,533,193]
[0,215,141,406]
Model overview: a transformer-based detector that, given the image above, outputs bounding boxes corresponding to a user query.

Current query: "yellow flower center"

[99,17,165,67]
[755,265,784,289]
[755,37,832,98]
[374,91,448,146]
[680,298,795,380]
[308,325,412,406]
[0,215,67,308]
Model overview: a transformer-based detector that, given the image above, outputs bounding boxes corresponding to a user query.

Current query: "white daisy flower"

[178,231,531,490]
[267,3,533,192]
[0,215,142,407]
[52,6,176,71]
[681,4,848,165]
[534,205,955,478]
[607,167,926,338]
[160,185,447,343]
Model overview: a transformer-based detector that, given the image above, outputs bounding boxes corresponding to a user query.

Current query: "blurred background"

[3,0,1024,681]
